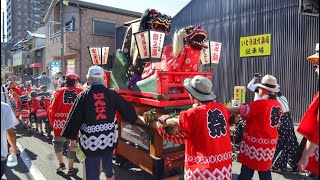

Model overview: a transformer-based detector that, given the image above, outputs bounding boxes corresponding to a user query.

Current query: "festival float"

[89,9,218,179]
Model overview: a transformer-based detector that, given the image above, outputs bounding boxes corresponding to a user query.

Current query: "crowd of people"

[0,47,319,180]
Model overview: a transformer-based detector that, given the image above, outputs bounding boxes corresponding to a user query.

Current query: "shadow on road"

[23,149,38,161]
[56,169,82,180]
[15,122,52,145]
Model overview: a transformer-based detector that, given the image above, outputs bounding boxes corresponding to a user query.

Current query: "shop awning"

[29,63,42,68]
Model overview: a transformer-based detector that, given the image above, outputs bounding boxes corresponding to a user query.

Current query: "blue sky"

[1,0,191,42]
[81,0,191,17]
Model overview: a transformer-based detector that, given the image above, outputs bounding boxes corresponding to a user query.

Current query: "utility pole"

[2,12,4,42]
[60,0,65,74]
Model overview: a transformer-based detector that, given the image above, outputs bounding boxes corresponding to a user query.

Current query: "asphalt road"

[2,122,313,180]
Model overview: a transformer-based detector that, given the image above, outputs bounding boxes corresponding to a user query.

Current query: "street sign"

[50,61,61,76]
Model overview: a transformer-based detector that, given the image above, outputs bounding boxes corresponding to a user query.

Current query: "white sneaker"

[6,154,18,167]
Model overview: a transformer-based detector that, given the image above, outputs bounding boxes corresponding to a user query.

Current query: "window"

[92,18,116,37]
[299,0,319,17]
[65,19,75,32]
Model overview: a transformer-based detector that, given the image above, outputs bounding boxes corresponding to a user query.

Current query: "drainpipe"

[78,6,82,81]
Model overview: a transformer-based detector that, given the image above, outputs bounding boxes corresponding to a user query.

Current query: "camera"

[254,73,261,78]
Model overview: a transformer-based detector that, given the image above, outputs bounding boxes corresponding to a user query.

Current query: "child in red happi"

[28,91,39,131]
[20,95,30,128]
[158,75,233,180]
[229,74,282,180]
[36,86,52,139]
[35,95,50,135]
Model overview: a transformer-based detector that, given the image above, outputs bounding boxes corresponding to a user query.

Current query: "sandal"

[67,168,78,176]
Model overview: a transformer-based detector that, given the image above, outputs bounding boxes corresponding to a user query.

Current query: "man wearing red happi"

[49,73,83,175]
[229,74,282,180]
[158,75,233,180]
[297,44,319,177]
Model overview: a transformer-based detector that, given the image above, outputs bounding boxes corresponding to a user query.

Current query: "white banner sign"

[200,41,222,65]
[135,31,150,59]
[149,31,165,59]
[101,47,110,65]
[89,47,101,65]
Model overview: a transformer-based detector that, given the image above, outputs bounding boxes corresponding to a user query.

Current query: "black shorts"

[1,158,7,177]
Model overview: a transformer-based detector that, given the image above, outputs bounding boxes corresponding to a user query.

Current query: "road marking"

[16,141,47,180]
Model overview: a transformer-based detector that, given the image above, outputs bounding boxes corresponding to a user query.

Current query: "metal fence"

[169,0,319,124]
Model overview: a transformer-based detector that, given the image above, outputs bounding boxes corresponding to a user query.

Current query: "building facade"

[169,0,319,123]
[10,27,46,82]
[43,1,141,81]
[6,0,51,43]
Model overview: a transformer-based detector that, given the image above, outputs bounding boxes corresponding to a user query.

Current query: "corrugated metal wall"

[169,0,319,124]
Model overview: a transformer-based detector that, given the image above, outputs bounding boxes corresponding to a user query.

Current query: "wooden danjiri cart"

[105,71,212,179]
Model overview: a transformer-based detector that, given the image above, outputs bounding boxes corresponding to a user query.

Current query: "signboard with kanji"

[234,86,246,104]
[50,61,61,77]
[66,59,75,74]
[88,47,109,65]
[149,31,165,59]
[135,31,150,59]
[240,34,271,57]
[200,41,222,64]
[134,30,165,62]
[88,47,102,65]
[101,47,110,65]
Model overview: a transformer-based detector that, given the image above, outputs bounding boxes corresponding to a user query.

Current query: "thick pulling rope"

[156,126,186,144]
[143,109,187,169]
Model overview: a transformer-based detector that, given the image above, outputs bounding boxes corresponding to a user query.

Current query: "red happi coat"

[297,91,319,176]
[36,98,51,119]
[29,98,39,114]
[239,99,282,171]
[179,102,232,180]
[49,86,83,136]
[141,44,202,80]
